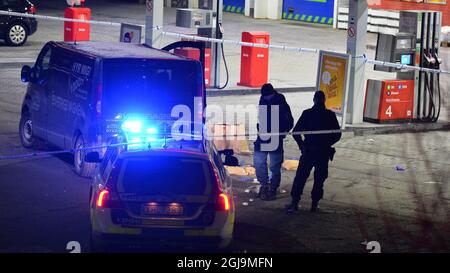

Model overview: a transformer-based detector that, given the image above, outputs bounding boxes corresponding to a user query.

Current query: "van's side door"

[46,49,70,148]
[66,57,95,149]
[28,44,52,141]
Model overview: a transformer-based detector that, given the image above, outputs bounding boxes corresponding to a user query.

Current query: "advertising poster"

[316,51,351,128]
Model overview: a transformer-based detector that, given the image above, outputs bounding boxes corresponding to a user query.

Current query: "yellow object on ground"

[282,160,300,171]
[225,166,256,176]
[243,166,256,176]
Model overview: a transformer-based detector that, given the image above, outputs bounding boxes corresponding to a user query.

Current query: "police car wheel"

[73,134,96,177]
[19,112,36,148]
[6,23,28,46]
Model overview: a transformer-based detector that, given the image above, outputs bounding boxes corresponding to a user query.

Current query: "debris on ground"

[239,177,254,183]
[282,160,299,171]
[245,185,261,198]
[225,165,256,176]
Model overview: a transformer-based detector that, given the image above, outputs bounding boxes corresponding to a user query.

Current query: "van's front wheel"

[74,134,96,177]
[19,112,38,149]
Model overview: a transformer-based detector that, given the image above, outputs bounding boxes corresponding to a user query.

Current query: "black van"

[19,41,205,177]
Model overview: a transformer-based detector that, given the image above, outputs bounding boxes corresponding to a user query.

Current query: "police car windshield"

[117,156,211,195]
[102,59,202,117]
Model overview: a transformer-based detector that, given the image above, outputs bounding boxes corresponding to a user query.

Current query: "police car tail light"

[213,168,230,211]
[218,193,230,211]
[95,162,125,208]
[96,189,123,208]
[96,190,109,207]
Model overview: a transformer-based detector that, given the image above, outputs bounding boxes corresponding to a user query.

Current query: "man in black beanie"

[254,83,294,200]
[286,91,341,214]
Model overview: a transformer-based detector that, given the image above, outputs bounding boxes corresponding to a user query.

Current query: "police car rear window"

[117,156,210,195]
[102,60,202,117]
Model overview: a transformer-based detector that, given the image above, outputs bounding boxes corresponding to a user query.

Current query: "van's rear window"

[117,156,211,195]
[102,60,202,117]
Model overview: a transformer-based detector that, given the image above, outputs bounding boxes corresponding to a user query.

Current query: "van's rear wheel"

[19,112,39,149]
[74,134,96,177]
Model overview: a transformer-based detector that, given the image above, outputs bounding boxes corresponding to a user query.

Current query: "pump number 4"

[386,105,392,117]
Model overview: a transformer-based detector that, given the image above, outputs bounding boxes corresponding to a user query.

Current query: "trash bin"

[64,7,91,42]
[238,31,270,88]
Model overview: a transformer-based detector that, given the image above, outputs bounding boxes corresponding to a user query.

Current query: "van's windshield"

[102,59,203,118]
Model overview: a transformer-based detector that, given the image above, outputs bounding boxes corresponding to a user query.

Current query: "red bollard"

[64,7,91,42]
[238,31,270,88]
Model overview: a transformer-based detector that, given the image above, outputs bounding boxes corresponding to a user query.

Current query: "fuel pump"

[364,10,442,123]
[174,1,228,89]
[418,12,442,122]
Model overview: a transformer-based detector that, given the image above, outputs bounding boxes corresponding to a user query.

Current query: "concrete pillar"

[253,0,268,19]
[145,0,164,47]
[244,0,253,17]
[346,0,368,124]
[267,0,283,20]
[244,0,283,20]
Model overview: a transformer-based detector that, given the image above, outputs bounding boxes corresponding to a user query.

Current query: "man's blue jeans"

[253,150,284,190]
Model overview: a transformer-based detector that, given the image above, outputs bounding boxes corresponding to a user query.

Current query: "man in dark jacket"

[286,91,341,214]
[254,83,294,200]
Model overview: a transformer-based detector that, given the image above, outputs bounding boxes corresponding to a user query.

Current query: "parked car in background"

[0,0,37,46]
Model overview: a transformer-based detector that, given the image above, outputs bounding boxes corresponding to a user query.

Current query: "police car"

[85,124,235,252]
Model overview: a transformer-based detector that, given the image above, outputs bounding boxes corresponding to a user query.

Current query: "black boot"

[285,200,299,215]
[258,185,270,200]
[265,185,277,201]
[310,201,319,213]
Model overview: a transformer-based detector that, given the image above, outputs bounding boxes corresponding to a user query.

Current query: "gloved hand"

[329,147,336,161]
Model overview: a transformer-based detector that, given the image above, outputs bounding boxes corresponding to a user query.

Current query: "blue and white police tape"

[0,10,448,75]
[0,129,346,161]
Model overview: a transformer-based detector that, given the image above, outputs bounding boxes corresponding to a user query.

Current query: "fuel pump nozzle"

[431,52,442,66]
[424,52,436,66]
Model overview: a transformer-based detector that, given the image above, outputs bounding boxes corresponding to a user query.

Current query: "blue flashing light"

[120,116,165,150]
[146,127,158,134]
[122,120,143,133]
